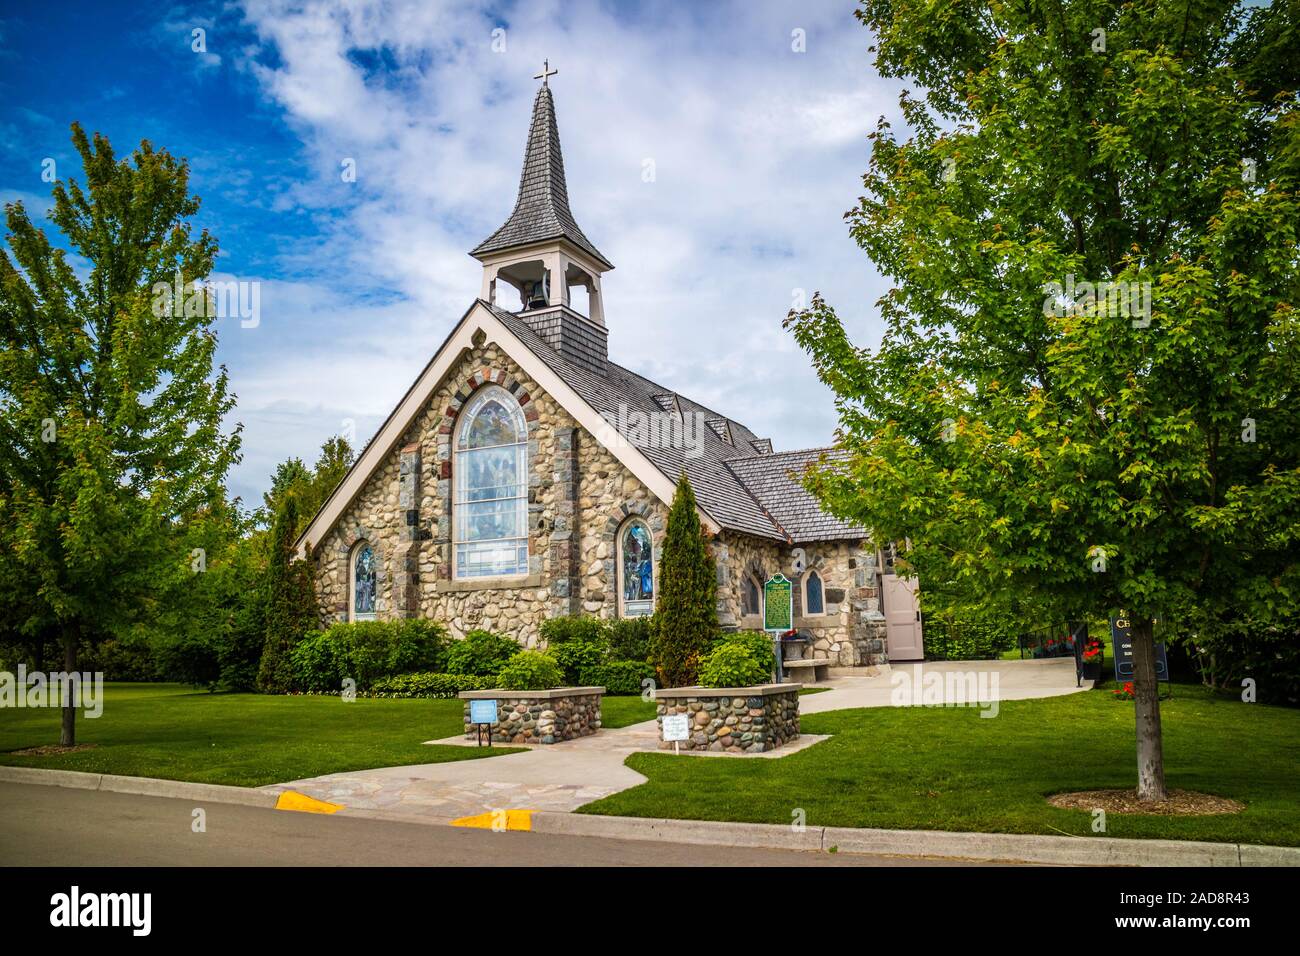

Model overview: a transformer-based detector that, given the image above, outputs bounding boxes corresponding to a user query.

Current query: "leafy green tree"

[652,474,717,688]
[0,124,240,744]
[261,435,354,537]
[256,495,318,693]
[787,1,1298,799]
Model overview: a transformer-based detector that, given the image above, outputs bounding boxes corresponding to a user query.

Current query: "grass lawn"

[579,681,1300,846]
[600,695,657,728]
[0,683,513,787]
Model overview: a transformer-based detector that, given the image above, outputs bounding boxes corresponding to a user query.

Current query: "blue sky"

[1,0,900,507]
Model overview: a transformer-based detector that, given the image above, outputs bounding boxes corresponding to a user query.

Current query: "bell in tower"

[471,61,614,375]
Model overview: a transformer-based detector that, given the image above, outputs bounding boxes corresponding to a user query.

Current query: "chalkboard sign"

[469,699,498,724]
[1110,613,1169,681]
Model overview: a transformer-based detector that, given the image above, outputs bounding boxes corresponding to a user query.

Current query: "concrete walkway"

[263,657,1085,822]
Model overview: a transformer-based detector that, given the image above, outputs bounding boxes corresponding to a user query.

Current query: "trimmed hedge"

[536,614,657,694]
[551,637,605,685]
[583,660,656,696]
[369,672,498,698]
[539,615,607,646]
[446,629,521,676]
[290,619,448,691]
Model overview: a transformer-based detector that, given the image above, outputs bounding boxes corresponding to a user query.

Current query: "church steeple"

[472,74,612,271]
[472,64,612,374]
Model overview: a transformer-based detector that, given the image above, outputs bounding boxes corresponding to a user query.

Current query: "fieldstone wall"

[462,690,603,744]
[311,338,667,647]
[717,534,889,667]
[307,329,889,663]
[656,687,800,753]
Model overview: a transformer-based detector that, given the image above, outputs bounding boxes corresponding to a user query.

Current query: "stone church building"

[297,74,924,668]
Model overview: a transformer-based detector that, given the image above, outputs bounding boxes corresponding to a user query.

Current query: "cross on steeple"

[534,58,557,86]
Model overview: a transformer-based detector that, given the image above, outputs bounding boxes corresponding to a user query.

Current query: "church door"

[882,573,924,661]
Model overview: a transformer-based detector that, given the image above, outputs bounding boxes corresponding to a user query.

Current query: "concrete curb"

[531,812,1300,867]
[0,765,278,809]
[4,766,1297,866]
[533,811,825,852]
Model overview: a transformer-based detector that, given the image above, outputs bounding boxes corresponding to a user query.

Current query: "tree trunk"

[1130,618,1167,801]
[59,623,78,748]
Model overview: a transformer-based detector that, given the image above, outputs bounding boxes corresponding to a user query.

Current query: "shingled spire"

[472,83,613,270]
[473,66,613,374]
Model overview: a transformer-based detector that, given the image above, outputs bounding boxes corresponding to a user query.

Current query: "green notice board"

[763,574,793,632]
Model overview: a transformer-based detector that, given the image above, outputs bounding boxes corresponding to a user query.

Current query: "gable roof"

[724,448,868,542]
[470,85,613,271]
[297,299,863,555]
[482,303,787,538]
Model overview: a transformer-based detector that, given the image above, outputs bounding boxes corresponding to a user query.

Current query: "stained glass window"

[455,385,529,578]
[804,570,824,615]
[742,575,761,616]
[619,520,654,617]
[353,544,377,621]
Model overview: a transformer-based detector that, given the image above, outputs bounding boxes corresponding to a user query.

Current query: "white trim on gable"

[296,300,719,558]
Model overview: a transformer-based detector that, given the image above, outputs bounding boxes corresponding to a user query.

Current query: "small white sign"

[662,713,690,742]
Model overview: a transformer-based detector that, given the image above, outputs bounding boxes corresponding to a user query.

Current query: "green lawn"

[0,683,512,787]
[579,681,1300,846]
[600,695,657,728]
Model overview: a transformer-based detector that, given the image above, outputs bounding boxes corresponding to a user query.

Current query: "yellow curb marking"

[451,809,534,831]
[275,790,344,814]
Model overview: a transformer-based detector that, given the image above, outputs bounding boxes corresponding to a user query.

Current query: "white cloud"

[220,0,900,502]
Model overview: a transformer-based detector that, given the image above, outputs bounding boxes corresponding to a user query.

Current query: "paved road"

[0,782,976,866]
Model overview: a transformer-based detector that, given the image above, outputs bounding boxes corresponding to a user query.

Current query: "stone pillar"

[714,539,736,630]
[392,442,423,617]
[850,544,888,665]
[550,426,581,616]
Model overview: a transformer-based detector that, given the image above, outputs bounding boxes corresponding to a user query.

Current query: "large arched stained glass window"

[352,543,377,621]
[619,519,654,617]
[454,384,529,578]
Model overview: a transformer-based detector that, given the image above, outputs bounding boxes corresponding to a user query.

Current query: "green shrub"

[345,618,447,685]
[539,615,607,646]
[583,659,656,695]
[923,623,1015,661]
[445,629,521,676]
[369,672,498,698]
[496,650,564,690]
[710,630,776,674]
[290,619,448,691]
[81,635,160,682]
[290,630,342,692]
[607,616,653,662]
[551,637,606,685]
[698,635,775,688]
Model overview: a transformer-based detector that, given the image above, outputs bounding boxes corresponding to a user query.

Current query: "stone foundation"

[655,684,800,753]
[459,687,604,744]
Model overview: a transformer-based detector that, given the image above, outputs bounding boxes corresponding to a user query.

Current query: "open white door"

[882,573,924,661]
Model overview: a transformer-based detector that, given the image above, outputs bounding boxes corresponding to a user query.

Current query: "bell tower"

[471,61,613,375]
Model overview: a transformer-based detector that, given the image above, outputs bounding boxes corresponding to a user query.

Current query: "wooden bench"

[783,658,831,684]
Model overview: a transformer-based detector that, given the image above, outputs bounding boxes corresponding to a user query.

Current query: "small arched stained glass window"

[804,570,824,616]
[619,520,654,617]
[353,544,377,621]
[742,575,761,616]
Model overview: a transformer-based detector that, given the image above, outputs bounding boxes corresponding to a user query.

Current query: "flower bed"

[654,684,800,753]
